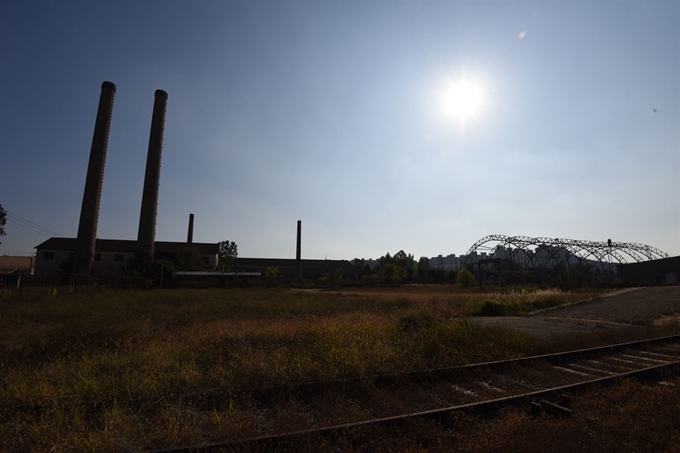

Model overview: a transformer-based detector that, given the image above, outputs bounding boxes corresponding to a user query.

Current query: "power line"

[6,218,54,238]
[5,210,64,237]
[6,210,63,236]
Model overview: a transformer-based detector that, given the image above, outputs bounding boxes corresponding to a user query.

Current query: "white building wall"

[34,250,72,274]
[91,251,135,276]
[36,249,217,275]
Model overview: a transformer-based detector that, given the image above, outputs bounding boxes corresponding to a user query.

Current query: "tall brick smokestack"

[187,213,194,244]
[136,89,168,267]
[296,220,302,280]
[74,81,116,275]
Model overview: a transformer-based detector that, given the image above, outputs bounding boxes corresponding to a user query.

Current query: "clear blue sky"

[2,0,679,260]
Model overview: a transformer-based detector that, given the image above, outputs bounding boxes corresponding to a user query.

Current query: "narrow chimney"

[74,81,116,275]
[187,213,194,244]
[296,220,302,280]
[136,89,168,267]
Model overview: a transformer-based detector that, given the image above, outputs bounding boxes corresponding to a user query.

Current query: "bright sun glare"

[442,80,483,121]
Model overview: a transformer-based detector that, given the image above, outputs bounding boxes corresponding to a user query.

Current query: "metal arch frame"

[463,235,670,274]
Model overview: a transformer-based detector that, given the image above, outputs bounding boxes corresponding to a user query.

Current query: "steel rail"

[142,361,680,453]
[141,335,680,453]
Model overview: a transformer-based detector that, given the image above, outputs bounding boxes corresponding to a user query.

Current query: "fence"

[0,271,147,300]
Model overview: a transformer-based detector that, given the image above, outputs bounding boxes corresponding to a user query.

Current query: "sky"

[1,0,679,261]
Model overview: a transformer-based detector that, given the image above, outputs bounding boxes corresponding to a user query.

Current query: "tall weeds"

[0,286,668,452]
[476,288,588,316]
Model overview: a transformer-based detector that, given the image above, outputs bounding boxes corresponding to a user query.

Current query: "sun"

[442,80,484,121]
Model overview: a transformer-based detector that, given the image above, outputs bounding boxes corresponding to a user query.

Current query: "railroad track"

[143,334,680,453]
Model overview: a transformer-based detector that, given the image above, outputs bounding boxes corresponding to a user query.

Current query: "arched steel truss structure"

[463,235,669,275]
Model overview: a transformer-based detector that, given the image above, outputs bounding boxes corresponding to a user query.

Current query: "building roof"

[35,238,219,255]
[0,256,33,274]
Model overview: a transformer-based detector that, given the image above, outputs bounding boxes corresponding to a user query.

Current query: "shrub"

[379,264,407,287]
[361,274,379,287]
[478,298,505,316]
[456,267,476,289]
[264,267,279,279]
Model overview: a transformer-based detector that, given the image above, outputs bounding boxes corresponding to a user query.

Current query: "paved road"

[547,286,679,323]
[473,286,680,338]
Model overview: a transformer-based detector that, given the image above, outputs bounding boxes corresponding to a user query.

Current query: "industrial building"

[33,238,356,279]
[28,82,211,278]
[32,82,348,282]
[34,238,219,275]
[618,256,680,285]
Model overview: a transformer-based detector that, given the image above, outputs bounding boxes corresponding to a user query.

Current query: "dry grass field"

[263,377,680,453]
[1,286,678,452]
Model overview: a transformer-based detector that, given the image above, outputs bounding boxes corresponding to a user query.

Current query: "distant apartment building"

[427,253,490,271]
[445,245,616,272]
[428,254,462,271]
[427,247,537,270]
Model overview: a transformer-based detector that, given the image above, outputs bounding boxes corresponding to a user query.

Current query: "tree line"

[351,250,476,288]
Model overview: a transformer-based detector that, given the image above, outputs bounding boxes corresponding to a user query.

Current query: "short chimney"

[187,213,194,244]
[296,220,302,280]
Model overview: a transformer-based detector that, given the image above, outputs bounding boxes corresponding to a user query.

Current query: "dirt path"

[473,286,680,339]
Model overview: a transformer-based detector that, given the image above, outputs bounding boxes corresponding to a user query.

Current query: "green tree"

[377,250,416,282]
[154,259,176,288]
[393,250,416,280]
[456,267,476,289]
[428,268,447,284]
[0,204,6,241]
[174,246,208,271]
[361,274,379,287]
[351,258,371,278]
[379,263,407,286]
[263,267,280,285]
[219,240,238,271]
[377,252,393,267]
[417,256,430,283]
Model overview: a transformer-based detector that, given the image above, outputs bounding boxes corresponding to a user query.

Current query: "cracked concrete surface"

[472,287,680,338]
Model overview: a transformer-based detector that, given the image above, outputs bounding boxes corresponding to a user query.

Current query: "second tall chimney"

[187,213,194,244]
[296,220,302,280]
[136,89,168,267]
[74,81,116,275]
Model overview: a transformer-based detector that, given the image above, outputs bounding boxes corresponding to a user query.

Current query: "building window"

[114,254,124,262]
[43,252,54,260]
[94,253,101,262]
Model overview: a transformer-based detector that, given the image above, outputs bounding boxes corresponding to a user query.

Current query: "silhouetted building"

[619,256,680,285]
[35,238,218,275]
